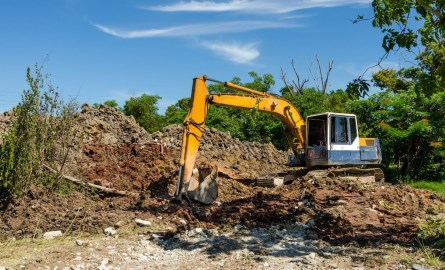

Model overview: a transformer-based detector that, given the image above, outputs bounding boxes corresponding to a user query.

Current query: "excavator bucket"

[174,166,218,204]
[183,165,219,205]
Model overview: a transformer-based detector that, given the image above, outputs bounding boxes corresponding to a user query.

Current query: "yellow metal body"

[176,76,305,197]
[359,137,377,147]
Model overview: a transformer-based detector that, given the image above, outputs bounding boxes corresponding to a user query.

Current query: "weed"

[418,216,445,242]
[378,200,395,210]
[416,216,445,267]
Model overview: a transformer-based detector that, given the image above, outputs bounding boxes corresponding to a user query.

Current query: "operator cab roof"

[307,112,357,119]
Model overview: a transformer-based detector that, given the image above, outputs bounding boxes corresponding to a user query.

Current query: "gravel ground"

[0,223,434,270]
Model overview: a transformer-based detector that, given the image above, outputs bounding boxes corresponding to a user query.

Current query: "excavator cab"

[305,112,382,167]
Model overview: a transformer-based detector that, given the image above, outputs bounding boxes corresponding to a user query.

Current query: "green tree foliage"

[104,100,119,108]
[0,65,78,196]
[123,94,163,133]
[164,98,190,125]
[345,78,370,99]
[347,88,445,181]
[93,100,120,109]
[347,0,445,182]
[367,0,445,94]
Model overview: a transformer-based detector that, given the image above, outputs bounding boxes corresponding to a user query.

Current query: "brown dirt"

[1,105,444,248]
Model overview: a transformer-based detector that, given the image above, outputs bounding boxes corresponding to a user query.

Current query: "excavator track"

[256,167,384,187]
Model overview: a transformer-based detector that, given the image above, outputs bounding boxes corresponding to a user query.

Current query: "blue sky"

[0,0,405,113]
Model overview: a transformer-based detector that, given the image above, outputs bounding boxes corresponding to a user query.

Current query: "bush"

[0,65,78,197]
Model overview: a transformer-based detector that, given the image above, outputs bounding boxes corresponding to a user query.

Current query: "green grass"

[408,181,445,197]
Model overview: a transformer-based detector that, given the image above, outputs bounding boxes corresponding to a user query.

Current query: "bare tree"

[307,54,333,94]
[281,55,334,95]
[280,59,309,96]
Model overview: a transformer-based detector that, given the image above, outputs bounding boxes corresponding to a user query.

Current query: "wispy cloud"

[94,21,296,38]
[199,40,259,64]
[146,0,371,14]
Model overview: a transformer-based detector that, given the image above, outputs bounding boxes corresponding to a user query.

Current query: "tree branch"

[415,0,444,22]
[43,164,138,196]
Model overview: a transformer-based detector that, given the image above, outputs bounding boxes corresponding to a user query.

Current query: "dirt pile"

[75,104,150,146]
[151,124,288,178]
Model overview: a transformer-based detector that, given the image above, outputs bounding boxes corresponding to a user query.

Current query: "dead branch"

[280,59,309,96]
[43,164,138,196]
[306,55,333,93]
[307,59,320,91]
[291,59,309,95]
[280,66,294,97]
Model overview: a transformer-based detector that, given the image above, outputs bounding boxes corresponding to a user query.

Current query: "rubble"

[150,124,288,178]
[134,218,152,227]
[43,230,63,240]
[75,104,150,146]
[103,227,117,236]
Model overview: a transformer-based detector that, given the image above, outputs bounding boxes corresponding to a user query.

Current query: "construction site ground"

[0,106,444,269]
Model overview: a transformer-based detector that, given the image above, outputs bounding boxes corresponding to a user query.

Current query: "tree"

[123,94,163,133]
[354,0,445,95]
[104,100,119,108]
[347,1,445,181]
[280,55,333,96]
[164,98,190,125]
[347,85,445,182]
[93,100,120,109]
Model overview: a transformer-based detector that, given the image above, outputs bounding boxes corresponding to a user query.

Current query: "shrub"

[0,65,78,197]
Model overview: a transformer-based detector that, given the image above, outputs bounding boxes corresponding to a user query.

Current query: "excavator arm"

[174,76,306,203]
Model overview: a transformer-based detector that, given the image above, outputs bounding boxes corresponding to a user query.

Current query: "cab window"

[331,116,357,144]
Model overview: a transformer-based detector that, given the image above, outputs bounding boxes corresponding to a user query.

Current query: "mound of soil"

[1,105,444,245]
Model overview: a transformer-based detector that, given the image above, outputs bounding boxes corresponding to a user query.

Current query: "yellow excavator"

[174,76,383,204]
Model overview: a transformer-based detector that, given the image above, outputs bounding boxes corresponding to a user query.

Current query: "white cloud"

[94,21,296,38]
[146,0,371,14]
[199,40,259,64]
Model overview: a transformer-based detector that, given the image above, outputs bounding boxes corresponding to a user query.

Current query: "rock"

[412,264,431,270]
[43,230,63,240]
[75,239,84,246]
[103,227,117,236]
[98,258,110,270]
[0,266,6,270]
[305,219,315,228]
[114,220,125,228]
[178,219,187,226]
[234,224,244,230]
[134,218,152,226]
